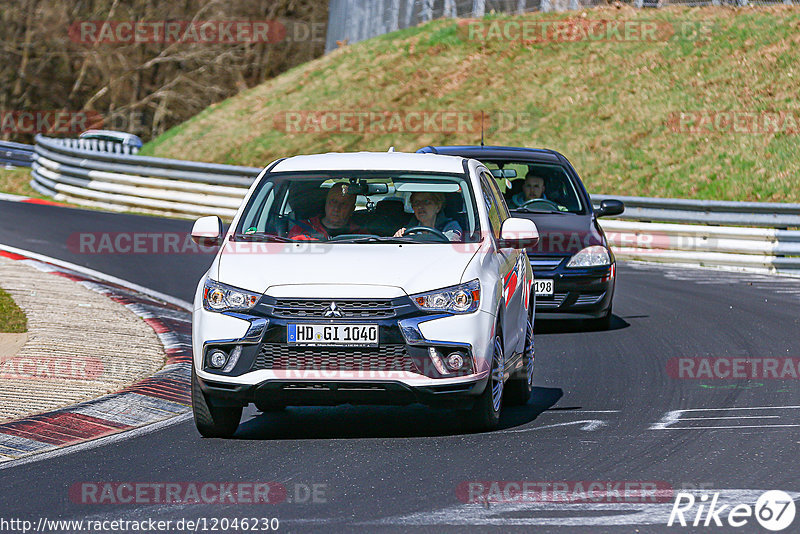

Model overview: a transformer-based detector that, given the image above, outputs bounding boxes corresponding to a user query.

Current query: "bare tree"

[0,0,328,142]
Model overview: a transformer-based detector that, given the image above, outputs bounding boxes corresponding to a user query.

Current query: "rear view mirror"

[366,183,389,195]
[498,218,539,249]
[491,169,517,179]
[594,199,625,218]
[191,216,224,246]
[335,180,389,196]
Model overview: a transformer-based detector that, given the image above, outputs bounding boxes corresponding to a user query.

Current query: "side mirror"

[497,218,539,249]
[191,216,223,246]
[594,199,625,218]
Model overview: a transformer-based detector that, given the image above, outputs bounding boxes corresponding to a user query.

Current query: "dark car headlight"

[566,246,611,268]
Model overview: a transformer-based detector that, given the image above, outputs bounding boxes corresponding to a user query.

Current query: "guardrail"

[593,194,800,229]
[599,219,800,276]
[30,134,259,218]
[0,140,34,167]
[26,134,799,276]
[592,194,800,276]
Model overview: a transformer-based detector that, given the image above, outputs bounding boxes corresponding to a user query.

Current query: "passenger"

[288,183,362,240]
[393,191,463,241]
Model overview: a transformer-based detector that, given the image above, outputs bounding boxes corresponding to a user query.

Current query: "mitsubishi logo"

[324,302,342,318]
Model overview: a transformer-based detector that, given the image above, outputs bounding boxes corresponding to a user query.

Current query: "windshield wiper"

[514,208,567,214]
[231,233,294,242]
[332,236,419,244]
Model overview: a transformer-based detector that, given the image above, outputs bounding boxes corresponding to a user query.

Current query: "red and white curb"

[0,191,66,207]
[0,245,192,463]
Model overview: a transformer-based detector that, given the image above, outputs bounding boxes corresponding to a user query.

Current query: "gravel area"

[0,256,165,422]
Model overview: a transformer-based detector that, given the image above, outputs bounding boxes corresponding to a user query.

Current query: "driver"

[289,183,363,240]
[510,170,547,208]
[393,191,463,241]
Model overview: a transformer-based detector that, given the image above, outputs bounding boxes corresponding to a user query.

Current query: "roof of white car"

[270,151,467,174]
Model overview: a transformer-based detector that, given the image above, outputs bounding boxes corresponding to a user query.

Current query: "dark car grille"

[253,344,418,372]
[536,292,568,309]
[271,299,395,319]
[528,256,565,271]
[575,292,606,306]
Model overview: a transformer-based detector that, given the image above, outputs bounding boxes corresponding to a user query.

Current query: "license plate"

[534,279,554,297]
[287,324,379,347]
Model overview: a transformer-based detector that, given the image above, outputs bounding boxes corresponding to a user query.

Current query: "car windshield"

[234,171,482,243]
[483,161,585,214]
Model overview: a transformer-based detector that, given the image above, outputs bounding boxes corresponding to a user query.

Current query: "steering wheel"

[403,226,450,243]
[519,198,562,211]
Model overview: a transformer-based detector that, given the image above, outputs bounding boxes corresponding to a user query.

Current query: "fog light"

[209,349,228,369]
[446,352,465,371]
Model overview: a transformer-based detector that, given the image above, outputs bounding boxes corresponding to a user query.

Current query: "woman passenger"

[393,191,463,241]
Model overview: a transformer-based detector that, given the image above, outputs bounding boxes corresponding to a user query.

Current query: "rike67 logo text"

[668,490,796,531]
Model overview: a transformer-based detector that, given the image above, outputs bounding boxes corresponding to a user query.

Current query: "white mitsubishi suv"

[190,152,539,437]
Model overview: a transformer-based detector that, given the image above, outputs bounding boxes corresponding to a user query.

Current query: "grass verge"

[0,167,42,199]
[0,287,27,333]
[141,6,800,202]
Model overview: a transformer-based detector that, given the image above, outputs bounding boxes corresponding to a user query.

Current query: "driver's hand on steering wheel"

[393,227,406,237]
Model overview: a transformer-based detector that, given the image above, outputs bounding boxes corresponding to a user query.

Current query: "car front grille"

[528,256,565,271]
[575,292,606,306]
[253,343,418,372]
[535,292,568,309]
[271,299,395,319]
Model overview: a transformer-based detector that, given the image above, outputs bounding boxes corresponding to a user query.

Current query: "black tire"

[255,401,286,413]
[191,368,242,438]
[586,307,613,331]
[505,317,534,406]
[467,335,504,431]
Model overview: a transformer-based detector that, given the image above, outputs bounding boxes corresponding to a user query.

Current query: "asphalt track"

[1,199,799,533]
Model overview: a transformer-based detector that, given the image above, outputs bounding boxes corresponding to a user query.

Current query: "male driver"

[511,170,546,208]
[289,183,362,240]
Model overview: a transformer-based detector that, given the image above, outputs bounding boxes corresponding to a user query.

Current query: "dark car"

[79,129,143,150]
[417,145,624,330]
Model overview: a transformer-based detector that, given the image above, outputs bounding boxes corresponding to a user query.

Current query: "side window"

[240,182,275,232]
[480,174,502,239]
[483,171,510,220]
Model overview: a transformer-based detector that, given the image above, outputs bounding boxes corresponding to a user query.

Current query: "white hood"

[216,241,481,298]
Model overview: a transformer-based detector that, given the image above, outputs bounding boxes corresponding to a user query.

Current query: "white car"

[190,152,539,437]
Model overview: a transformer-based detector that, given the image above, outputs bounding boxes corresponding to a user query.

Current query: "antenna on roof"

[387,146,395,152]
[480,111,485,147]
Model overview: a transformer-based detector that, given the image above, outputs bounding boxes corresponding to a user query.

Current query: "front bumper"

[532,260,615,319]
[196,373,489,408]
[192,295,496,407]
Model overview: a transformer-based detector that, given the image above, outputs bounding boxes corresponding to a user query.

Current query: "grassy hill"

[141,6,800,202]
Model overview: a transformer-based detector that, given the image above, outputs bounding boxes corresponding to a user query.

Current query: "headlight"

[203,279,260,312]
[411,280,480,314]
[566,245,611,268]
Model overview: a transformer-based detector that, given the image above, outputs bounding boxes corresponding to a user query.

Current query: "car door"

[479,170,524,361]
